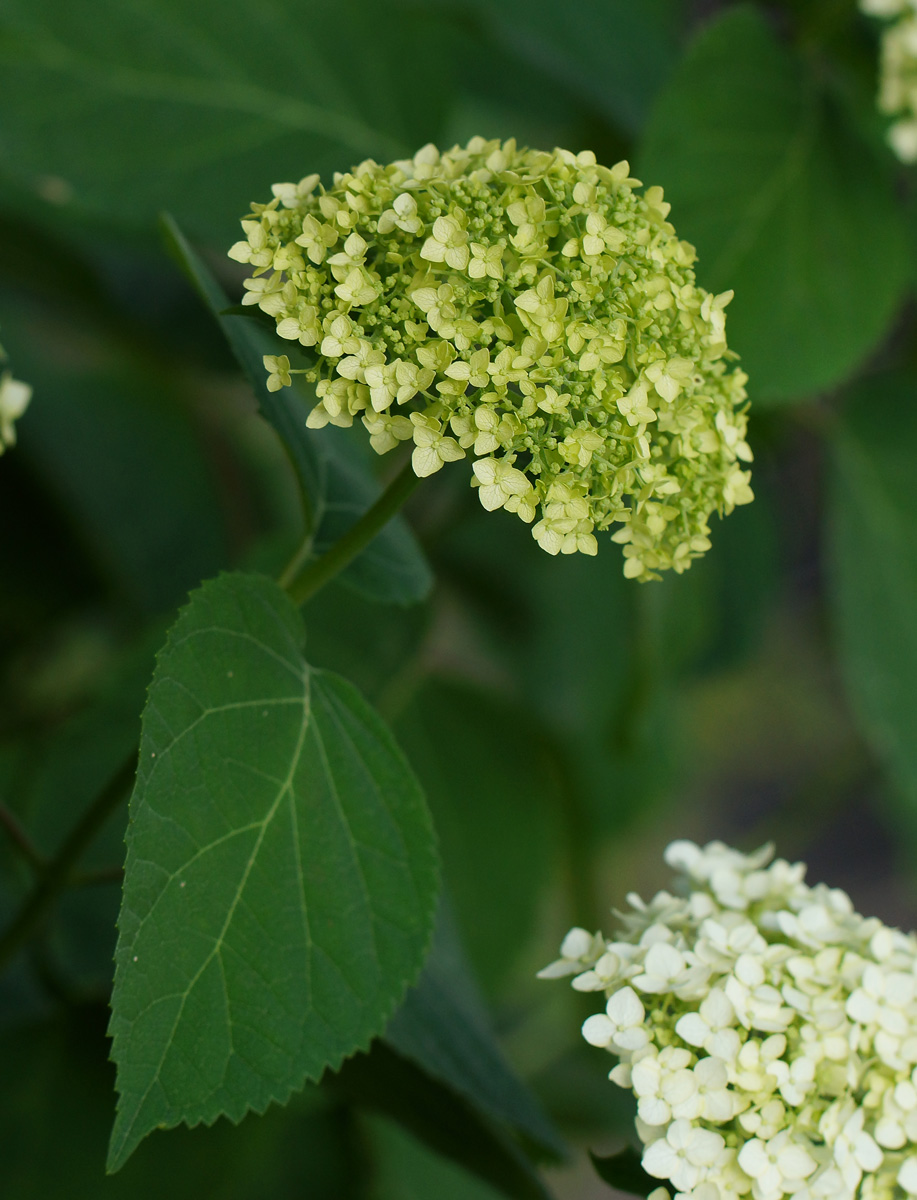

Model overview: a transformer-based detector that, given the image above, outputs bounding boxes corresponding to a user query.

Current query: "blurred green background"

[1,0,916,1196]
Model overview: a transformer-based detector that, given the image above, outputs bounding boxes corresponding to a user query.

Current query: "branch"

[0,802,45,872]
[0,752,136,972]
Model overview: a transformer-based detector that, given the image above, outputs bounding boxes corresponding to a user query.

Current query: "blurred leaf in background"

[830,373,917,840]
[0,0,457,243]
[640,6,909,406]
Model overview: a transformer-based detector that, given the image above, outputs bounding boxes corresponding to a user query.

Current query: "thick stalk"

[0,752,136,972]
[286,459,422,605]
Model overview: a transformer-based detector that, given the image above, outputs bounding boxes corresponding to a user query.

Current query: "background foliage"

[1,1,915,1196]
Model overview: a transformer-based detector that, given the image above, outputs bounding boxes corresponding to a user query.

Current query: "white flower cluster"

[0,331,31,453]
[541,840,917,1200]
[230,137,751,578]
[861,0,917,161]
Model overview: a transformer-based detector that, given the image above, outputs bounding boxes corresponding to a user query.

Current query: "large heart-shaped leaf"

[639,6,908,406]
[107,572,439,1171]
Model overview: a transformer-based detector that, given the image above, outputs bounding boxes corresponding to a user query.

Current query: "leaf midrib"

[111,663,313,1164]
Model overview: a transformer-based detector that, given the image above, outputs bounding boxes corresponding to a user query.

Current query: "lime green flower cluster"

[861,0,917,161]
[0,332,31,453]
[230,138,752,578]
[541,841,917,1200]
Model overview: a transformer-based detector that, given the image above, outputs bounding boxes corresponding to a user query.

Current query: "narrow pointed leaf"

[336,1043,553,1200]
[160,212,324,507]
[161,215,433,604]
[107,571,439,1171]
[385,907,566,1162]
[309,437,434,606]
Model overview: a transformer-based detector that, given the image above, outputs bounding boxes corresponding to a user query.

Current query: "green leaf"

[0,0,453,242]
[829,373,917,824]
[590,1146,654,1196]
[438,508,680,835]
[473,0,683,135]
[385,907,565,1162]
[161,214,433,605]
[395,681,561,992]
[309,433,434,606]
[363,1112,506,1200]
[107,572,439,1171]
[159,213,324,508]
[336,1043,553,1200]
[301,581,429,707]
[639,6,908,406]
[1,297,229,615]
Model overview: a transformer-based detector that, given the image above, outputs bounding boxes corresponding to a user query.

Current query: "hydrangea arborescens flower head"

[230,137,752,579]
[860,0,917,161]
[541,840,917,1200]
[0,332,31,453]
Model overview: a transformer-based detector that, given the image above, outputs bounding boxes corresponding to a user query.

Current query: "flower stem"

[277,530,315,592]
[286,459,422,605]
[0,752,136,973]
[0,802,45,872]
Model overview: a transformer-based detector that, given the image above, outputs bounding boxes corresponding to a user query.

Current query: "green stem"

[277,529,315,592]
[286,458,423,605]
[0,752,136,973]
[0,802,45,872]
[611,579,661,755]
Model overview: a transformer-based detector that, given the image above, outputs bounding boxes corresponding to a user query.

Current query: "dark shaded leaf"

[336,1042,553,1200]
[396,681,561,991]
[386,907,566,1161]
[829,372,917,823]
[363,1112,505,1200]
[1,298,229,615]
[0,1007,357,1199]
[640,6,908,405]
[590,1146,654,1196]
[457,0,682,135]
[0,0,453,242]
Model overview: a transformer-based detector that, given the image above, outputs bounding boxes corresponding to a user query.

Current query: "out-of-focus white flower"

[0,332,31,454]
[861,0,917,161]
[542,840,917,1200]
